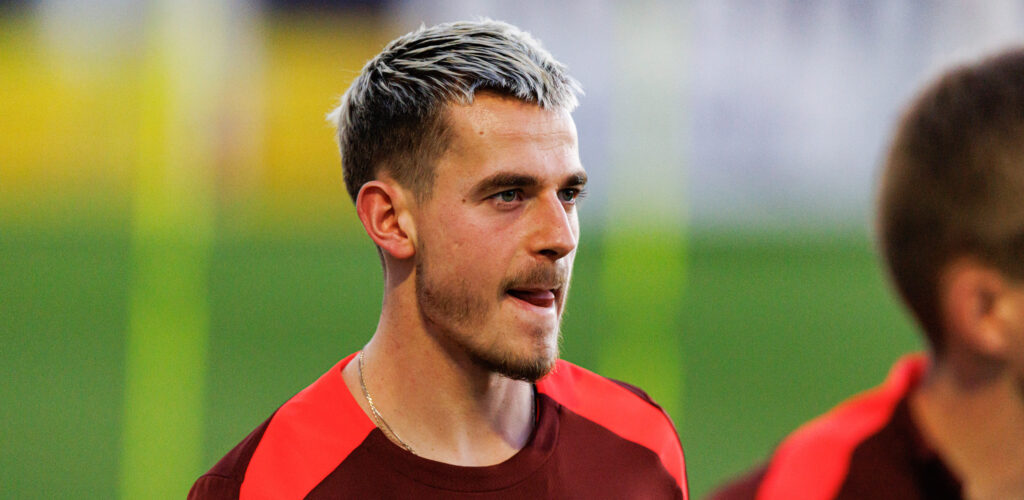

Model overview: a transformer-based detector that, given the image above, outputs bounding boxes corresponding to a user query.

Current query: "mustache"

[500,264,570,291]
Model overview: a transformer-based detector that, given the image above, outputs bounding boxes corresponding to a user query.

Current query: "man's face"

[411,93,586,382]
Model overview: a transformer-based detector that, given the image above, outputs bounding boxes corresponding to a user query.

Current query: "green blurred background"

[8,1,1014,498]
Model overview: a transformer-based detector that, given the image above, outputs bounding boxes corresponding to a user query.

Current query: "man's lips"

[506,288,557,308]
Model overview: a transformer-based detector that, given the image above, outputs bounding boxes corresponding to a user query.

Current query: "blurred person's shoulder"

[709,354,961,500]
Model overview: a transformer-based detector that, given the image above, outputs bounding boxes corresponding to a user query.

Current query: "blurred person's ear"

[941,258,1011,358]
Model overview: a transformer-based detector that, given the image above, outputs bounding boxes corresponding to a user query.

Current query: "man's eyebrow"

[471,172,540,197]
[470,170,589,197]
[566,171,588,187]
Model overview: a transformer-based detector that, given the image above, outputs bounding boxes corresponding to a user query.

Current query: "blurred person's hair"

[877,47,1024,353]
[327,19,583,203]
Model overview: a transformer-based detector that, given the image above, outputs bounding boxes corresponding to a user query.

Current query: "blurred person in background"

[189,19,687,499]
[711,48,1024,500]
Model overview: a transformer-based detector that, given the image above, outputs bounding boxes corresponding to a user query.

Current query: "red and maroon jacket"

[190,352,688,499]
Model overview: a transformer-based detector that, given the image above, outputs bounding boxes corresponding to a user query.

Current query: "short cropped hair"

[877,48,1024,352]
[327,19,583,203]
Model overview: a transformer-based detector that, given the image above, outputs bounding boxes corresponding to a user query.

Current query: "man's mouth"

[506,288,558,308]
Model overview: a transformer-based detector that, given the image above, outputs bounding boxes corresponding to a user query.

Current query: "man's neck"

[911,360,1024,500]
[340,319,536,466]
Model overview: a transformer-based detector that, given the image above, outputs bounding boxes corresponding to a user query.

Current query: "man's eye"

[558,189,580,203]
[496,190,520,203]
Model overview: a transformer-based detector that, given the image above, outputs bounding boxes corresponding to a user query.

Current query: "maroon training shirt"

[190,352,688,499]
[710,354,962,500]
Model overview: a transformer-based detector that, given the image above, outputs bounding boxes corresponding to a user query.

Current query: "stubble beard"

[414,252,565,382]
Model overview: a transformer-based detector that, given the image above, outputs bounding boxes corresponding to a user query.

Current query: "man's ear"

[356,180,416,260]
[941,258,1008,357]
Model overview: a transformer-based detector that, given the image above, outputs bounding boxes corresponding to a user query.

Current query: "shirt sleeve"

[188,474,242,500]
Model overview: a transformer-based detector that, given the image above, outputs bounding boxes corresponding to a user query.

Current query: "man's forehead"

[445,94,577,142]
[426,93,583,195]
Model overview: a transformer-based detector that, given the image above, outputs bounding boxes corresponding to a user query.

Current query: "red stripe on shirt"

[537,360,688,495]
[240,352,374,500]
[755,354,928,500]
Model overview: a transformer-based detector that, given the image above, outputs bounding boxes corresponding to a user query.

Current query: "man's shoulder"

[538,359,669,414]
[189,353,374,499]
[189,416,274,499]
[538,359,687,493]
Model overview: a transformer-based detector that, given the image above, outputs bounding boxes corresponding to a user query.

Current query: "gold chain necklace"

[357,351,539,458]
[357,351,417,455]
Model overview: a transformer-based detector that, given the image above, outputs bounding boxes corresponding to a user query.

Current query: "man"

[189,19,687,499]
[711,48,1024,500]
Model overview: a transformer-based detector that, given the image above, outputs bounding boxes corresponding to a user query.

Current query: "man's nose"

[528,192,578,260]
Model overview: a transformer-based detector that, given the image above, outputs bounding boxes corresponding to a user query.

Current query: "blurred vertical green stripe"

[121,238,209,498]
[119,1,226,497]
[598,230,686,423]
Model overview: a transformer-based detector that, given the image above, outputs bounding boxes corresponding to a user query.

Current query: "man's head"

[877,48,1024,356]
[328,19,582,203]
[331,21,586,382]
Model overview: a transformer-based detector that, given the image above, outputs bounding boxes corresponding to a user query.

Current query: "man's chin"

[474,349,558,383]
[498,358,557,382]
